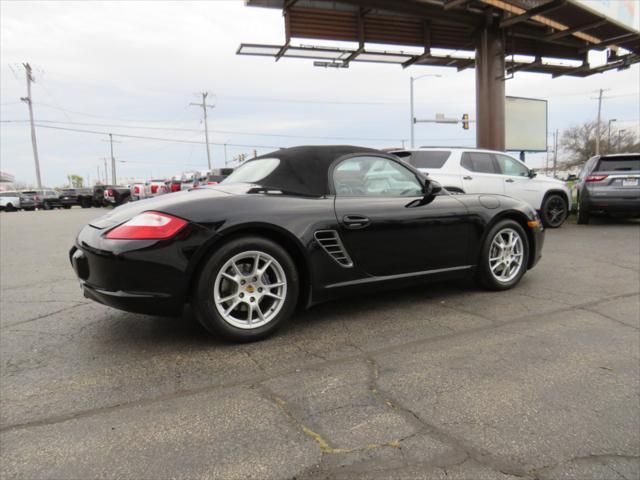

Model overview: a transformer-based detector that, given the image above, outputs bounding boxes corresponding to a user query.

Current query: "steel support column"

[475,27,505,151]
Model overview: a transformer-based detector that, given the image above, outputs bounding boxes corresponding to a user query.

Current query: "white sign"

[572,0,639,32]
[505,96,548,152]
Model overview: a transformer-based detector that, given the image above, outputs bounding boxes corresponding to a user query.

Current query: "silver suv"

[574,153,640,224]
[393,148,572,228]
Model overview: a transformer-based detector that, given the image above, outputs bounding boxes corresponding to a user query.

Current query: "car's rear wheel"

[476,220,529,291]
[541,193,567,228]
[43,201,52,210]
[193,236,299,342]
[577,195,590,225]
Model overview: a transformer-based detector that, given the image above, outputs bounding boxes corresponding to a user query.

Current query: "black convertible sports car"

[70,146,544,341]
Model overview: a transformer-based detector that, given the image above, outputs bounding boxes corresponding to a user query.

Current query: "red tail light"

[105,211,187,240]
[171,183,180,192]
[586,174,608,182]
[151,185,158,194]
[207,181,219,185]
[133,186,140,194]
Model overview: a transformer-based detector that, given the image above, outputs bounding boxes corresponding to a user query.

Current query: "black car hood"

[89,187,232,229]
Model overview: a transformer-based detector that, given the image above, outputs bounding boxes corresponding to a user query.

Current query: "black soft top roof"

[249,145,387,196]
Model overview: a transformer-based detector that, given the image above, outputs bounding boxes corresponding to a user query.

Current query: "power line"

[30,123,284,149]
[3,119,474,143]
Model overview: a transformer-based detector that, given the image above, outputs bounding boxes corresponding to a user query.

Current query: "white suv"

[394,148,571,228]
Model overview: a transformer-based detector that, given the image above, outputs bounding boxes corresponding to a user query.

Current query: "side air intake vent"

[314,230,353,268]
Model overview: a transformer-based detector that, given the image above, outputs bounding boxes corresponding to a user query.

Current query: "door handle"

[505,178,515,183]
[343,214,370,229]
[463,176,473,180]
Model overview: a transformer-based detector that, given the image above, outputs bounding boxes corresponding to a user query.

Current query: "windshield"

[222,158,281,184]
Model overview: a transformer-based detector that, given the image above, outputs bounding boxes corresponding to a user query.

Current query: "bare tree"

[559,120,639,168]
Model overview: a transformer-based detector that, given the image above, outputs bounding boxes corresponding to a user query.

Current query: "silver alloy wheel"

[489,228,524,283]
[213,250,287,329]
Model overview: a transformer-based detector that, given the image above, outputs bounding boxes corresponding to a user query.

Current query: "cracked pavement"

[1,209,639,479]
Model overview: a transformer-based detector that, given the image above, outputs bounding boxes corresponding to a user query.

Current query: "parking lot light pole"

[410,74,441,149]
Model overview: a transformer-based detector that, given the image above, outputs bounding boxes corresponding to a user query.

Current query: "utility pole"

[20,63,42,190]
[224,143,228,166]
[608,119,616,152]
[109,134,116,184]
[101,135,121,183]
[552,129,559,178]
[190,92,214,170]
[595,89,603,155]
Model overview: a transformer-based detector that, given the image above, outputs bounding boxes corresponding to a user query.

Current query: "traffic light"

[462,113,469,130]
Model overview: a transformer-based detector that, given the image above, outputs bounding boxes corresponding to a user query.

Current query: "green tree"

[560,120,639,168]
[67,175,84,188]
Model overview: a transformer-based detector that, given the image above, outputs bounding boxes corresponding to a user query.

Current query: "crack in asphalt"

[1,303,89,329]
[364,355,532,478]
[1,290,638,436]
[529,454,640,480]
[578,307,640,331]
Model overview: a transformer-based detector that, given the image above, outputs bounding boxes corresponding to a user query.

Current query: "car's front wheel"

[541,193,567,228]
[476,220,529,291]
[193,236,299,342]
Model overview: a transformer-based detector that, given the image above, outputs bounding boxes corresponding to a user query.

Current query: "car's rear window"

[596,155,640,172]
[394,151,451,169]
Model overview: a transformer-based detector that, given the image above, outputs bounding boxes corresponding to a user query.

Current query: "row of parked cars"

[129,168,234,201]
[0,168,235,212]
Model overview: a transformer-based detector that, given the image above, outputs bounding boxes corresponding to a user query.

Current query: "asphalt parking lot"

[0,208,638,480]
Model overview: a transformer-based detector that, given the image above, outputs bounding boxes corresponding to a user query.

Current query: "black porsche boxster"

[70,146,544,341]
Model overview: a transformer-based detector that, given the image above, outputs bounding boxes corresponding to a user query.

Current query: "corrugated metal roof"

[241,0,639,76]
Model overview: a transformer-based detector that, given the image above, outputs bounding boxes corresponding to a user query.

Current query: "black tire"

[63,205,71,209]
[43,201,52,210]
[576,195,590,225]
[541,193,568,228]
[4,203,15,212]
[81,199,91,208]
[193,236,299,342]
[476,219,529,291]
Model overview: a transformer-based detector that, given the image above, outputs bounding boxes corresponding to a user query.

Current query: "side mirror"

[422,178,442,197]
[528,170,537,179]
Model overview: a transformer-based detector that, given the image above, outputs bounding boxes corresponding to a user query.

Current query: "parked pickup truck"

[102,185,132,206]
[59,188,96,208]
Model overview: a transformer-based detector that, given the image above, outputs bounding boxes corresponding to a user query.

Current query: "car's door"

[460,152,505,195]
[333,155,473,277]
[493,153,542,208]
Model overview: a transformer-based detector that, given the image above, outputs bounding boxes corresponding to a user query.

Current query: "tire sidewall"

[478,220,529,291]
[542,194,567,228]
[577,194,590,224]
[194,236,299,341]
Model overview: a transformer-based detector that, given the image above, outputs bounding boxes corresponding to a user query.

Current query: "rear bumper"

[529,224,545,269]
[68,226,193,316]
[585,196,640,214]
[80,280,183,316]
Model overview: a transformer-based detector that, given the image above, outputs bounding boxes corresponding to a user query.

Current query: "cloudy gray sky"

[1,0,639,187]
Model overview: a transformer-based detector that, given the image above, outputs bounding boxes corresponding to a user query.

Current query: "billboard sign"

[505,96,548,152]
[572,0,639,32]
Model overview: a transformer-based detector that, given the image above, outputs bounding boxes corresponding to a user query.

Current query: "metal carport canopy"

[238,0,639,151]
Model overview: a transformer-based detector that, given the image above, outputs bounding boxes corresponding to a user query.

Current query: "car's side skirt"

[324,265,473,289]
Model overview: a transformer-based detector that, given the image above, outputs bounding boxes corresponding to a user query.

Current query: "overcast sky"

[1,0,639,187]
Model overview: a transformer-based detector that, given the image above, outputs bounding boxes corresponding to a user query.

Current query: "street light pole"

[409,74,441,148]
